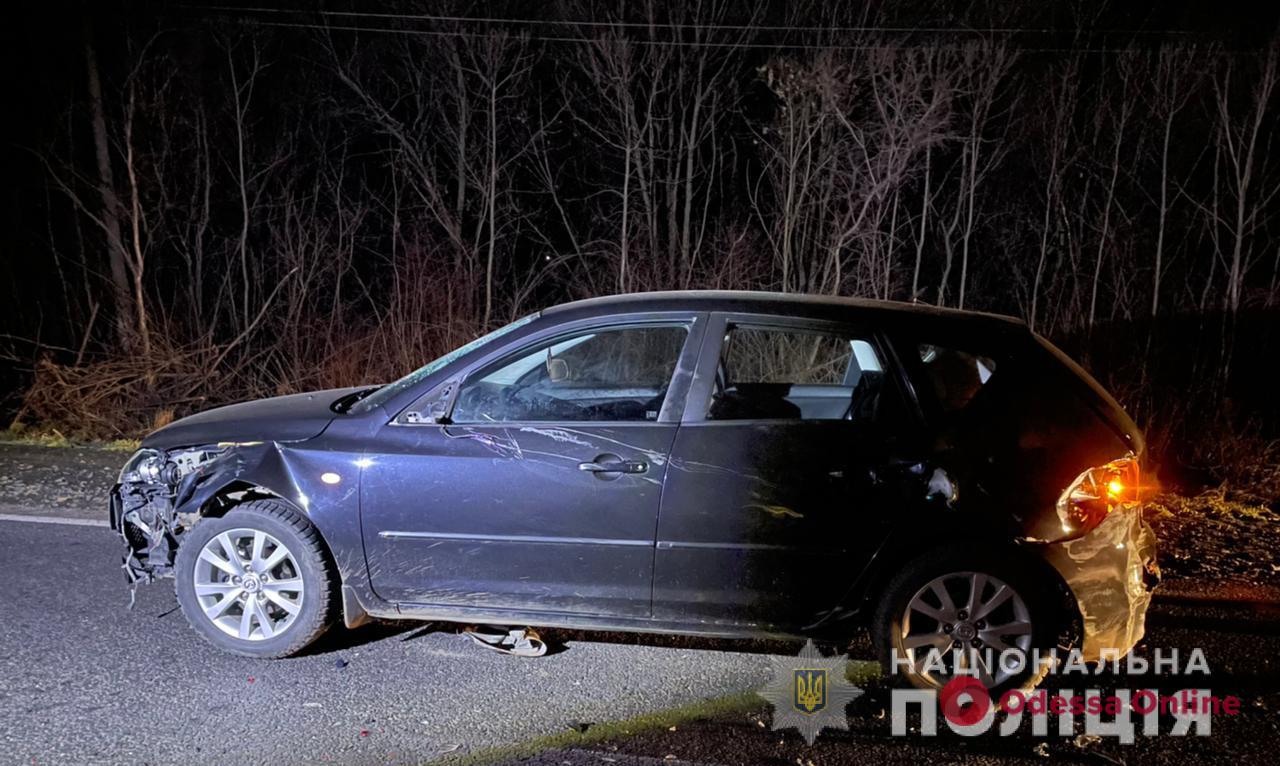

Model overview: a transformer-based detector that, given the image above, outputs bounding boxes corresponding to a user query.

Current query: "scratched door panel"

[360,423,676,617]
[653,420,891,629]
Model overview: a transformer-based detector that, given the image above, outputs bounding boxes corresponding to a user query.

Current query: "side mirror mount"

[402,380,457,425]
[425,398,451,424]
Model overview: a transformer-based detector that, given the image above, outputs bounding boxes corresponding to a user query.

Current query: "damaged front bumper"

[110,445,234,585]
[1041,503,1160,662]
[111,479,185,584]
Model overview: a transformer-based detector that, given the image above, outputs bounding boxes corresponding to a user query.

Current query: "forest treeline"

[7,3,1280,483]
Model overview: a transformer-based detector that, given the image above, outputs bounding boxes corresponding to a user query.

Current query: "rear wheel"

[174,500,336,658]
[873,549,1060,694]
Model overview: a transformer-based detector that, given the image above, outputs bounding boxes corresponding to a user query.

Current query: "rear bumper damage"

[1041,503,1160,662]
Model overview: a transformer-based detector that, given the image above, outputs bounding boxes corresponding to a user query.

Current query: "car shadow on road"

[539,628,810,657]
[299,618,879,660]
[296,619,439,656]
[288,600,1280,669]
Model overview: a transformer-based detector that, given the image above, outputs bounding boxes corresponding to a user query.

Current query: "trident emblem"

[793,669,827,714]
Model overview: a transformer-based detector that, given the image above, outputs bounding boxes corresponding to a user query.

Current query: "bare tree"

[330,28,535,327]
[82,19,137,352]
[932,42,1016,309]
[1028,57,1080,332]
[20,12,1280,448]
[1210,45,1280,314]
[1146,47,1199,318]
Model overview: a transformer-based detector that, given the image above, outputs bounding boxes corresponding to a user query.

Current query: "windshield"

[348,314,537,415]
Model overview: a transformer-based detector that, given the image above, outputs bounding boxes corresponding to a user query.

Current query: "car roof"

[542,290,1028,333]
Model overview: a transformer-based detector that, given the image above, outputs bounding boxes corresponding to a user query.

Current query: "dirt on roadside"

[0,442,123,522]
[1146,491,1280,601]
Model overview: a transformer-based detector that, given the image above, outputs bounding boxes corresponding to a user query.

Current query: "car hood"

[141,387,366,450]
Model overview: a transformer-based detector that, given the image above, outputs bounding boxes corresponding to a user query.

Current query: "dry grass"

[14,352,210,440]
[9,310,485,441]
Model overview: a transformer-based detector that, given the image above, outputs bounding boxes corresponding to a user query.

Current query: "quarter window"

[708,325,885,421]
[450,325,689,423]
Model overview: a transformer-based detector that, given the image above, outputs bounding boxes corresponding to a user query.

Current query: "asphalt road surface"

[0,519,783,765]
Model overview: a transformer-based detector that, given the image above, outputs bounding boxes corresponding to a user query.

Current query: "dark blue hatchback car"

[112,291,1157,692]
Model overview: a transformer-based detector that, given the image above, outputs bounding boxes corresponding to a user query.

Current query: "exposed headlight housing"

[119,445,232,486]
[118,449,166,484]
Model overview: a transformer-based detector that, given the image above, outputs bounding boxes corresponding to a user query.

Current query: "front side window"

[450,325,689,423]
[349,314,536,415]
[708,325,885,421]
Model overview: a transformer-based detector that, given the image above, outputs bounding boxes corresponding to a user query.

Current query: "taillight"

[1056,456,1142,536]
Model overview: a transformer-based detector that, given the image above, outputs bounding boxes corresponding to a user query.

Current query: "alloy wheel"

[192,527,305,641]
[898,570,1034,688]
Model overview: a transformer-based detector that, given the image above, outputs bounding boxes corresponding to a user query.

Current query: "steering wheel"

[500,382,585,420]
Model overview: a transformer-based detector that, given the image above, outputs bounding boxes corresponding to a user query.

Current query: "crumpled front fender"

[171,443,298,519]
[115,440,367,582]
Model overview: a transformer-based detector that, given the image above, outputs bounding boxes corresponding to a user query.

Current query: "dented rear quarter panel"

[1040,504,1159,661]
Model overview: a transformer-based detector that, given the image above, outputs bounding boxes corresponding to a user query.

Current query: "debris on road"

[464,625,549,657]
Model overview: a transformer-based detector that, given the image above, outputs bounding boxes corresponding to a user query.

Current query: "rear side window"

[723,327,858,385]
[708,325,885,421]
[917,344,998,413]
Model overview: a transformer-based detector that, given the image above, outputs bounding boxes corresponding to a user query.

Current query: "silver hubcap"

[899,571,1033,688]
[193,528,305,641]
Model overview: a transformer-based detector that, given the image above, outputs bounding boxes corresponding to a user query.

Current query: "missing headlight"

[115,444,229,591]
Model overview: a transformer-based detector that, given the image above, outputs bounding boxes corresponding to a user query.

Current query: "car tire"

[174,499,336,658]
[872,547,1060,695]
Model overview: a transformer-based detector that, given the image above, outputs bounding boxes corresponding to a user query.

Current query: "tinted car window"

[709,325,884,421]
[451,325,688,423]
[917,344,997,413]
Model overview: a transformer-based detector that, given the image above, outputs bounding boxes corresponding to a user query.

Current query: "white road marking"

[0,513,109,528]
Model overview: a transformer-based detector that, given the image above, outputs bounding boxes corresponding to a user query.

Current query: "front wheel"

[872,549,1061,694]
[174,500,336,658]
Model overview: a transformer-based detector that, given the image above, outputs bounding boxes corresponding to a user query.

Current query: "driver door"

[360,316,704,618]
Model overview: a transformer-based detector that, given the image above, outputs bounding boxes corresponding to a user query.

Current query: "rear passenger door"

[653,314,912,630]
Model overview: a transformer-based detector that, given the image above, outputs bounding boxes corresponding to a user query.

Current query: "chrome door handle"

[578,459,648,474]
